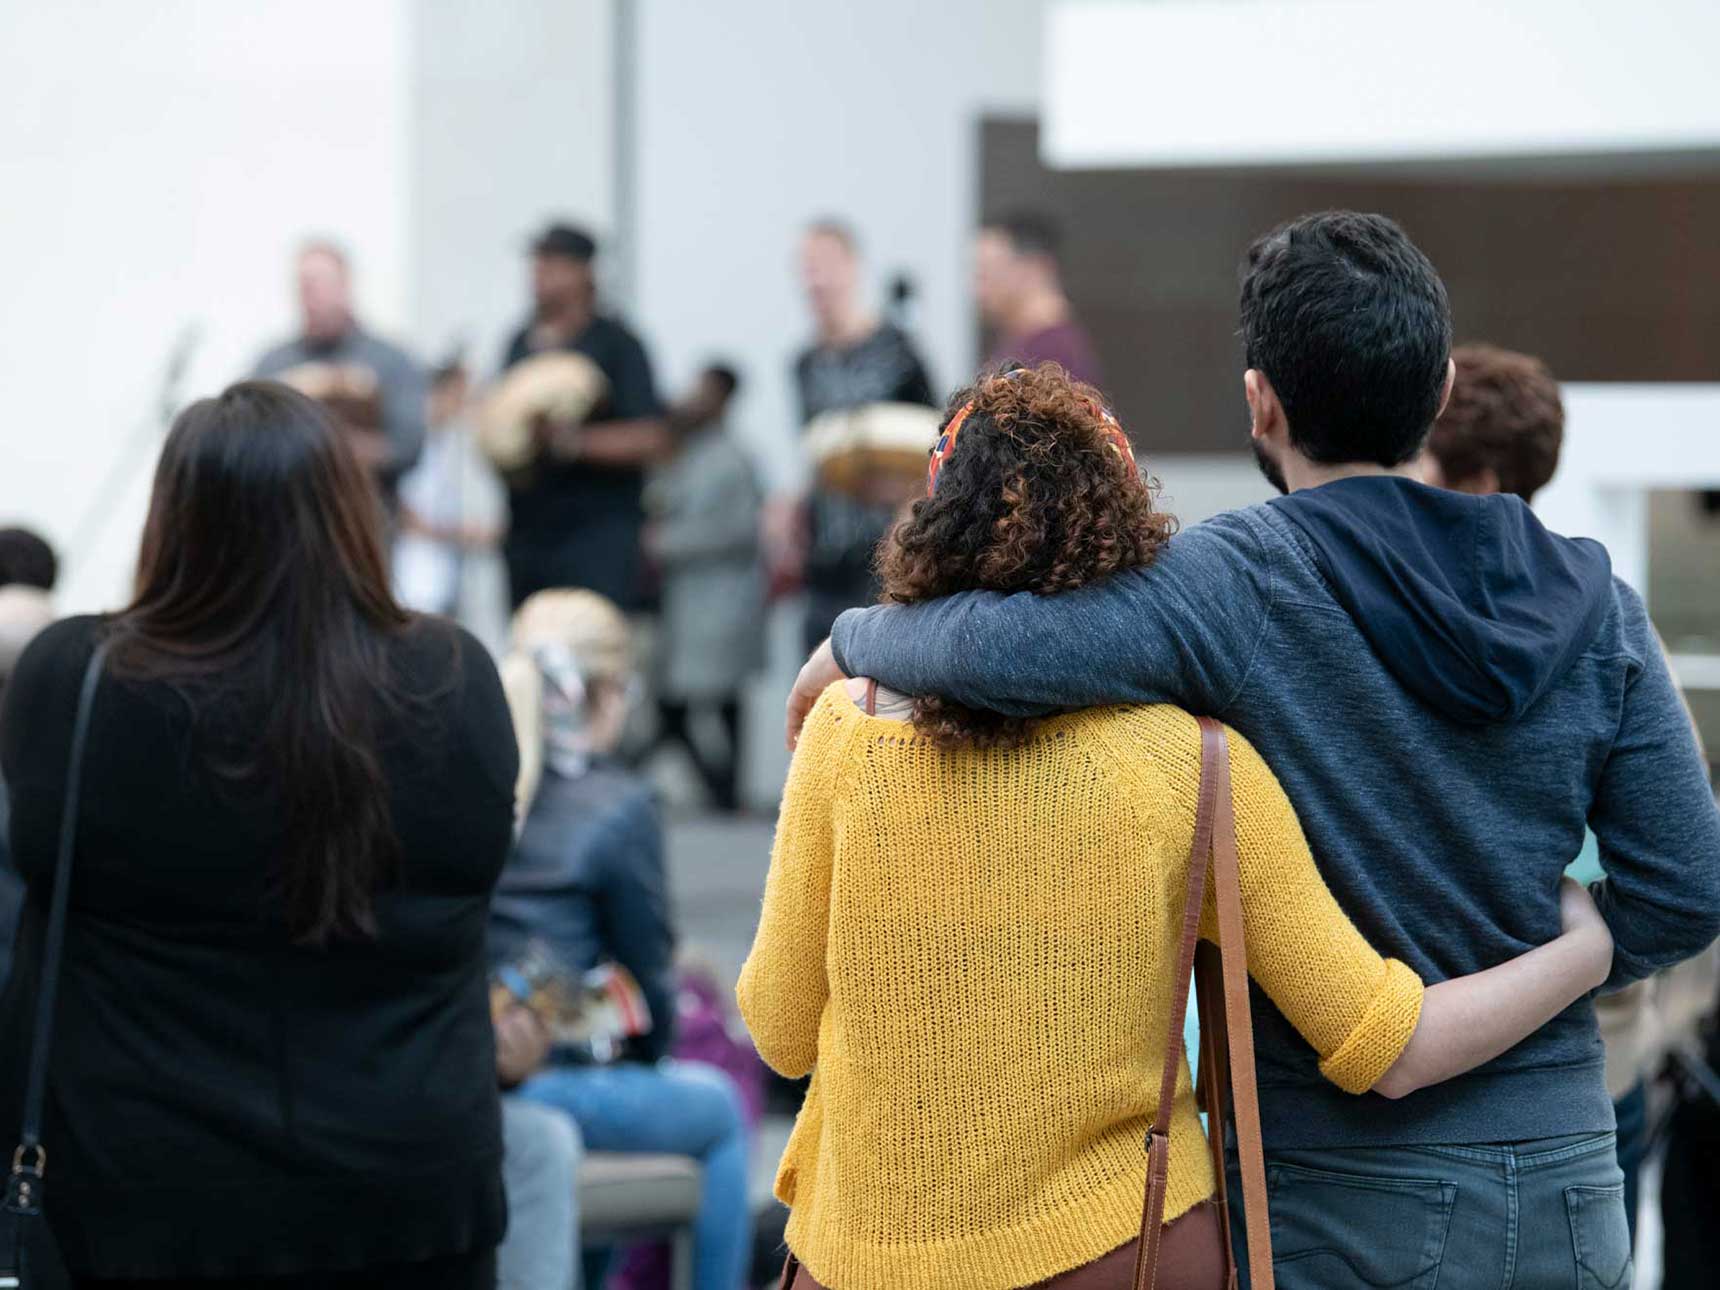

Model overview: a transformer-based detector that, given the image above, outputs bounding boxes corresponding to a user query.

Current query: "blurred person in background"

[0,527,58,595]
[394,354,512,653]
[495,224,669,611]
[975,212,1103,388]
[254,240,427,502]
[0,558,56,989]
[780,219,935,651]
[494,591,749,1290]
[0,382,518,1288]
[1420,342,1564,501]
[494,999,584,1290]
[644,363,764,813]
[1423,341,1720,1256]
[1658,961,1720,1289]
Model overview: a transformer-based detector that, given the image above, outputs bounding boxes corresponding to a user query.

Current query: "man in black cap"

[497,222,669,610]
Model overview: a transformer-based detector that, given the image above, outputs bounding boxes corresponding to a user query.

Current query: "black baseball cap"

[531,222,598,262]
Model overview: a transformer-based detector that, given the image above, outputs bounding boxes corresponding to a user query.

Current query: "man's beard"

[1251,437,1289,495]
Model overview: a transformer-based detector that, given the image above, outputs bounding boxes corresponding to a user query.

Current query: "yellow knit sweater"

[738,688,1424,1290]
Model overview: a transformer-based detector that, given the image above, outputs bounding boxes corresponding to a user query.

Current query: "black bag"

[2,642,108,1290]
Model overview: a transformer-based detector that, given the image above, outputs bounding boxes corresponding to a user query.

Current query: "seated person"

[493,590,749,1290]
[495,1000,583,1290]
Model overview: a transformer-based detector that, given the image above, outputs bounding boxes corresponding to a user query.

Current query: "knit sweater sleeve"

[1208,725,1424,1094]
[1100,708,1424,1096]
[736,685,852,1077]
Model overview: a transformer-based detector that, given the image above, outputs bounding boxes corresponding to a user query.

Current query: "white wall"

[1046,0,1720,169]
[409,0,615,371]
[631,0,1049,487]
[1537,384,1720,604]
[0,0,415,611]
[0,0,617,613]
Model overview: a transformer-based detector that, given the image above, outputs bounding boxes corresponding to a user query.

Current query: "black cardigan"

[0,615,519,1279]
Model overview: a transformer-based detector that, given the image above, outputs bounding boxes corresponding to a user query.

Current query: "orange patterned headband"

[926,390,1138,497]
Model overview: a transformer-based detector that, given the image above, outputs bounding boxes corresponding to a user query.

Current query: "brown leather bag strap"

[1131,718,1275,1290]
[1194,940,1236,1284]
[863,678,878,717]
[1205,719,1274,1290]
[1130,718,1220,1290]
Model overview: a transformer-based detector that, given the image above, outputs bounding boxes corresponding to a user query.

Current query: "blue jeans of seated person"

[1227,1132,1632,1289]
[519,1059,750,1290]
[500,1096,583,1290]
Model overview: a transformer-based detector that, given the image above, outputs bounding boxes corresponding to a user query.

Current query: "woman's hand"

[786,638,844,750]
[1557,876,1615,990]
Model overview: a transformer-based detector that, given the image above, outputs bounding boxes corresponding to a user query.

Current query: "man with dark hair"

[254,240,427,500]
[497,221,669,610]
[1423,343,1565,502]
[791,210,1720,1285]
[975,211,1102,386]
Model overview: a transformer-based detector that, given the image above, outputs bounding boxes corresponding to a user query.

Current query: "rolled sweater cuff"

[1318,958,1425,1094]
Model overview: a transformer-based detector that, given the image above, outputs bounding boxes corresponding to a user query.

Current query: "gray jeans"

[499,1096,584,1290]
[1230,1132,1632,1289]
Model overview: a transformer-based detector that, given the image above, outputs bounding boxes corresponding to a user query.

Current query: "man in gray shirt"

[254,240,426,500]
[787,211,1720,1288]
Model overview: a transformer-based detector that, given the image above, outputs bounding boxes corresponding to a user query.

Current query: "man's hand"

[786,637,845,750]
[495,1003,551,1088]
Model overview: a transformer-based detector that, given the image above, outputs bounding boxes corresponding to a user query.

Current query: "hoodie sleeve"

[828,511,1274,717]
[1589,584,1720,990]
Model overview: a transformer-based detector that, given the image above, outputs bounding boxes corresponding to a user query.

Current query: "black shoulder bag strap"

[3,639,108,1289]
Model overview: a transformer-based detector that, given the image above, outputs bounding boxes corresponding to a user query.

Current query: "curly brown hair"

[1427,344,1564,502]
[876,364,1176,748]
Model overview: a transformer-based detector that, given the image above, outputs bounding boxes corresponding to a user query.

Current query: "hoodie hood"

[1269,477,1613,724]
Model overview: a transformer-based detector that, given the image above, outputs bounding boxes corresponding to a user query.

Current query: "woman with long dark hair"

[0,381,519,1287]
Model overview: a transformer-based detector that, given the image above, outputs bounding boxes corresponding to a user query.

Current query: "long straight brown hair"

[112,379,418,943]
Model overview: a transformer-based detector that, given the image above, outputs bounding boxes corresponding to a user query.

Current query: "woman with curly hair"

[738,365,1615,1290]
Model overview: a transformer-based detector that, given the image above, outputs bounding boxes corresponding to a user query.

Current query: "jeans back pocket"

[1266,1162,1457,1290]
[1565,1183,1633,1290]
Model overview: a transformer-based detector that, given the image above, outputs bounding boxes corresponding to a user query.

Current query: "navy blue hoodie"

[834,476,1720,1149]
[1270,478,1615,723]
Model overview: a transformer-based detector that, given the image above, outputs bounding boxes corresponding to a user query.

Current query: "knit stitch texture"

[738,686,1423,1290]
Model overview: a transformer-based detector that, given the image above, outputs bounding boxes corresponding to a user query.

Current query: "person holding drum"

[254,239,428,506]
[485,223,671,612]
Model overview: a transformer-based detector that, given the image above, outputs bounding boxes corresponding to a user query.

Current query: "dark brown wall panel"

[980,121,1720,454]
